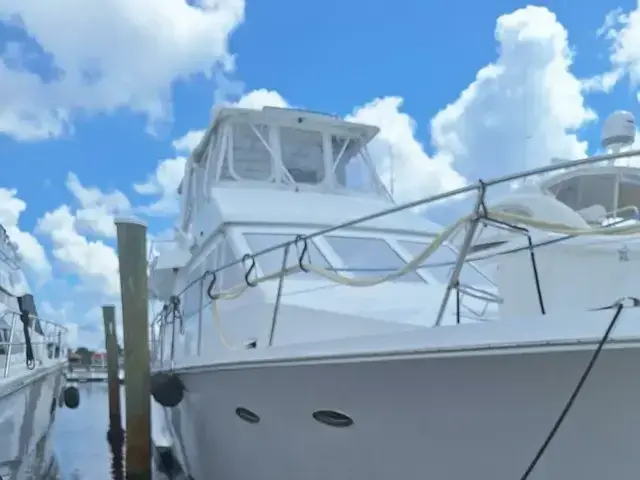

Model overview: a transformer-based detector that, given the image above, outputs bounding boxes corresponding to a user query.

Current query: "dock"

[66,365,125,384]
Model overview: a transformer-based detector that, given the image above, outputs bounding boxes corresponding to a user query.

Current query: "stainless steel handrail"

[0,310,68,378]
[151,148,640,360]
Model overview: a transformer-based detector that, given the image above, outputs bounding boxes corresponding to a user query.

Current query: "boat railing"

[152,148,640,361]
[0,310,68,378]
[600,205,640,225]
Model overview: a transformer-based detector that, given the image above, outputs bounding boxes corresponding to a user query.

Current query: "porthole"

[235,407,260,424]
[312,410,354,428]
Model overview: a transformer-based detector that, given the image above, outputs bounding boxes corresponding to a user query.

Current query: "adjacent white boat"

[149,106,640,480]
[0,226,69,479]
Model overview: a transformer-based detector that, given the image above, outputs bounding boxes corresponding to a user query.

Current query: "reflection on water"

[49,383,125,480]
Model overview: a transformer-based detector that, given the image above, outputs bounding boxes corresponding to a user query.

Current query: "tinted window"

[325,236,426,283]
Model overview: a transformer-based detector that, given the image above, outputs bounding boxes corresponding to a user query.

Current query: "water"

[50,383,126,480]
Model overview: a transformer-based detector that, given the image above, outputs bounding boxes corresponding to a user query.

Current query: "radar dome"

[602,110,636,151]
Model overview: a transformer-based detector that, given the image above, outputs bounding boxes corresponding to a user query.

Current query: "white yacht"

[149,106,640,480]
[0,226,70,479]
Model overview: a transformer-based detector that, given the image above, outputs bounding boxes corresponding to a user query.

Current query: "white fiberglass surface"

[243,233,330,281]
[324,235,426,283]
[399,240,489,286]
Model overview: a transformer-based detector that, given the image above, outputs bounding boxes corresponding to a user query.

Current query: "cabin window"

[324,236,426,283]
[0,328,7,354]
[549,174,616,214]
[229,123,273,181]
[399,240,489,286]
[182,263,203,320]
[617,178,640,219]
[280,128,325,184]
[243,233,330,280]
[331,135,381,195]
[205,235,246,293]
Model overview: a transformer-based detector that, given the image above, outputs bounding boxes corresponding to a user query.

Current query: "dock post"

[103,304,125,479]
[103,305,122,424]
[115,218,151,480]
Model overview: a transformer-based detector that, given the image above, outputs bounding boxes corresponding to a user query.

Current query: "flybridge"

[178,106,392,204]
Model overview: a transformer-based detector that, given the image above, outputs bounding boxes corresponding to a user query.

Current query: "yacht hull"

[0,365,65,479]
[161,346,640,480]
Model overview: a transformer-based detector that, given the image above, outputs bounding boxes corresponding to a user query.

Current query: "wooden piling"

[115,218,151,480]
[104,305,124,480]
[103,305,122,423]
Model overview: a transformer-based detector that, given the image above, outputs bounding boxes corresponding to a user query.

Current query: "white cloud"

[0,0,245,140]
[0,188,51,278]
[583,4,640,96]
[134,156,187,216]
[66,173,131,237]
[33,174,132,302]
[235,89,288,110]
[40,300,79,346]
[428,6,594,189]
[347,97,466,203]
[581,69,623,94]
[600,6,640,83]
[36,204,120,296]
[173,129,205,154]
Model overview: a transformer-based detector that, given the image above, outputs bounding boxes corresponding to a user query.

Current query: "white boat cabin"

[149,107,499,362]
[467,160,640,321]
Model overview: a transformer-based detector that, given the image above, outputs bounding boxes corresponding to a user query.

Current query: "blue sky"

[1,0,639,347]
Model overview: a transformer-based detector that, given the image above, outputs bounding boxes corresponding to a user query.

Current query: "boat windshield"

[322,235,427,283]
[398,240,491,287]
[243,232,431,284]
[544,169,640,222]
[244,233,331,281]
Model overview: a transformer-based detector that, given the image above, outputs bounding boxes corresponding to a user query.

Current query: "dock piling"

[103,305,122,425]
[103,304,125,480]
[115,217,151,480]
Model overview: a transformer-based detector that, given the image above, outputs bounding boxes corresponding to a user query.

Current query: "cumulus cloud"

[37,204,120,295]
[582,3,640,99]
[66,173,131,237]
[0,188,50,278]
[134,129,196,217]
[347,97,466,203]
[173,129,206,154]
[0,0,246,140]
[235,89,288,110]
[429,6,594,187]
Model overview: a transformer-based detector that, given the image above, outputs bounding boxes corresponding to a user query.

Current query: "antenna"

[602,111,636,164]
[387,144,395,200]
